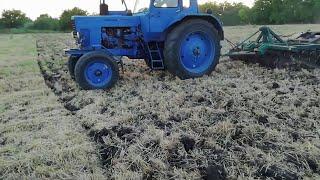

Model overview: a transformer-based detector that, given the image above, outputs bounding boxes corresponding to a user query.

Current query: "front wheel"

[74,52,119,90]
[164,19,221,79]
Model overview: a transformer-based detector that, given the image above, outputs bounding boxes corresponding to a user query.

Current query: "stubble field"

[1,24,320,179]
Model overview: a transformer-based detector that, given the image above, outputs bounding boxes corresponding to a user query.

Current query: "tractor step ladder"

[147,42,164,70]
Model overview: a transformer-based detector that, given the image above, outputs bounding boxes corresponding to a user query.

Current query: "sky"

[0,0,254,20]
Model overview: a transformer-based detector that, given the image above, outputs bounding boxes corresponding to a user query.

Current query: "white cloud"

[0,0,254,20]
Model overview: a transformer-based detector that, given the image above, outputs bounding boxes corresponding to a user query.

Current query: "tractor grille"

[72,20,77,38]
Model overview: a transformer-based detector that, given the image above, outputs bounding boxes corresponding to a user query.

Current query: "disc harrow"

[226,26,320,68]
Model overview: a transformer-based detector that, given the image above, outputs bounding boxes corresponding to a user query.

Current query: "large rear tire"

[164,19,221,79]
[74,52,119,90]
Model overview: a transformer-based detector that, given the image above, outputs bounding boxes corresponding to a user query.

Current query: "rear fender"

[165,14,224,40]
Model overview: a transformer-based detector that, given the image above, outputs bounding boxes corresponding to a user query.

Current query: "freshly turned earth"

[36,25,320,179]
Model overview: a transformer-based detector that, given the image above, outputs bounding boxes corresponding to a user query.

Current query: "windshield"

[133,0,150,14]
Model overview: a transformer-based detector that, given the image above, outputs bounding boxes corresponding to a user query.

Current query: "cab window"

[154,0,178,8]
[183,0,190,8]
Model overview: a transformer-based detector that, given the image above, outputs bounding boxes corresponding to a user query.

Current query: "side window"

[154,0,178,8]
[183,0,190,8]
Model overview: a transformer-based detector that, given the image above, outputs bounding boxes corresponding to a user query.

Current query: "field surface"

[1,25,320,179]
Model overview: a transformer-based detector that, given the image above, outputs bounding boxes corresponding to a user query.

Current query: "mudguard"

[166,14,224,40]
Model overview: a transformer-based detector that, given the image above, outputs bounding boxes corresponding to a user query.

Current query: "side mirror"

[206,9,213,15]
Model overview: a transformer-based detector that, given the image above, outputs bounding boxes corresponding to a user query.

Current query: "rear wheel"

[164,19,221,79]
[74,52,119,90]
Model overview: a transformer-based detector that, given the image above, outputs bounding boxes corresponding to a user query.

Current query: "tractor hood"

[72,15,141,30]
[71,15,141,48]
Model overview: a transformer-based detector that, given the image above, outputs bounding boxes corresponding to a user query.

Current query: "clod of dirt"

[81,122,94,130]
[168,113,189,123]
[224,99,234,109]
[89,128,111,143]
[167,148,186,168]
[195,96,212,105]
[114,126,135,140]
[258,165,299,180]
[60,94,76,102]
[294,100,303,107]
[308,99,319,107]
[291,131,300,142]
[100,145,119,167]
[231,126,243,140]
[306,158,318,173]
[180,136,196,152]
[0,137,7,145]
[64,101,81,112]
[276,112,290,120]
[169,115,183,122]
[229,83,237,88]
[200,164,227,180]
[258,115,269,124]
[100,106,108,114]
[154,120,172,130]
[289,87,295,92]
[272,82,280,89]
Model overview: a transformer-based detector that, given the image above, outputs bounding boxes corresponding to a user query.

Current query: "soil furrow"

[35,27,320,179]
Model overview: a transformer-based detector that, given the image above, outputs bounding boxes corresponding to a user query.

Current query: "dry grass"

[0,34,104,179]
[1,24,320,179]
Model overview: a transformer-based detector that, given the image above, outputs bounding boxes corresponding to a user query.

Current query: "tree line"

[0,0,319,31]
[200,0,320,26]
[0,8,87,31]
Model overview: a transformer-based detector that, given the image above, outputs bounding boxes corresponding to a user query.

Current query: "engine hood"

[72,15,141,30]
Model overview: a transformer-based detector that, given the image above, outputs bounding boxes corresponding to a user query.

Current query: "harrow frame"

[226,26,320,67]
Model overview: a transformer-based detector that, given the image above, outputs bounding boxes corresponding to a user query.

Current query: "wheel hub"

[193,47,201,57]
[95,70,103,77]
[180,32,216,73]
[85,61,112,87]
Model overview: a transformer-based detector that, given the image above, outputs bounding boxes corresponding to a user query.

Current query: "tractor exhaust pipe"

[100,0,109,15]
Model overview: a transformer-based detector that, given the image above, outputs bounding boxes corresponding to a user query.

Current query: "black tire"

[68,56,79,80]
[164,19,221,79]
[74,52,119,90]
[144,58,152,69]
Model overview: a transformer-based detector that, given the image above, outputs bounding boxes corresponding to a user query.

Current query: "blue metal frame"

[66,0,224,62]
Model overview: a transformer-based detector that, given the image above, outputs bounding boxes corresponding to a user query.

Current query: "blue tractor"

[66,0,224,90]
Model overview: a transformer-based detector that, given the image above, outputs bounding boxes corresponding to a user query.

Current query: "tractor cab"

[133,0,199,14]
[133,0,199,34]
[66,0,224,90]
[98,0,198,15]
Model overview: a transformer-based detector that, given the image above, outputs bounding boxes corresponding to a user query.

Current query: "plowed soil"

[34,25,320,179]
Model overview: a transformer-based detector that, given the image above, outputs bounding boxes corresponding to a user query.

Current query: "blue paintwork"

[180,31,216,73]
[85,60,112,88]
[66,0,223,64]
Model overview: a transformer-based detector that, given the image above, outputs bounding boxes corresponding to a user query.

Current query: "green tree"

[0,18,4,29]
[33,14,59,30]
[1,10,31,28]
[313,0,320,23]
[59,7,87,31]
[239,7,251,24]
[250,0,272,24]
[199,2,249,26]
[250,0,317,24]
